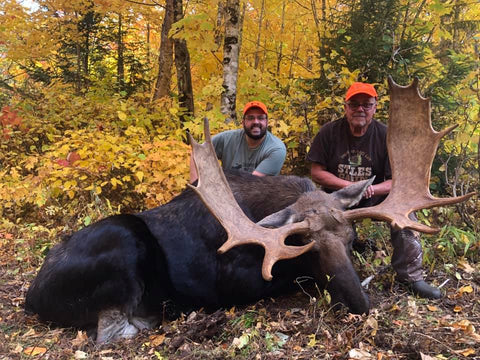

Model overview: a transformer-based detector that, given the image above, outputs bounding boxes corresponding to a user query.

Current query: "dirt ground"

[1,237,479,360]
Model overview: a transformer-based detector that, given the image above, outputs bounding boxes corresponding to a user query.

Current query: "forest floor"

[1,232,479,360]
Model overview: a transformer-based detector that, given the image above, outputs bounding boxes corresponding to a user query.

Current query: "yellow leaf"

[457,348,475,357]
[307,334,316,347]
[95,186,102,194]
[136,171,144,182]
[458,285,473,295]
[390,304,400,312]
[24,347,47,356]
[67,190,75,199]
[117,111,127,121]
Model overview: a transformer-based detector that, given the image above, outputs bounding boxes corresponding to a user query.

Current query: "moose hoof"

[96,309,139,344]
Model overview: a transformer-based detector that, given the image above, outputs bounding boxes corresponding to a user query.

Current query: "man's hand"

[364,184,375,199]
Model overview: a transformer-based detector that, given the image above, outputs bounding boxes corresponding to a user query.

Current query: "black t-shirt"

[307,117,392,207]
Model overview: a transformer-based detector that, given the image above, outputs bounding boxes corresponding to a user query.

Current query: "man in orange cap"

[306,82,441,300]
[190,101,286,182]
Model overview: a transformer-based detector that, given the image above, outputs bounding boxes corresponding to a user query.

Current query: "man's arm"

[311,163,392,199]
[254,146,286,176]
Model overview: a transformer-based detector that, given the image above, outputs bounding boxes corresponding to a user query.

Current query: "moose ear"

[331,177,376,209]
[257,208,301,228]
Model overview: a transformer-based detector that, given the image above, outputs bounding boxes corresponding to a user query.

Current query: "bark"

[173,0,194,121]
[153,0,175,100]
[117,13,125,91]
[214,1,225,49]
[276,0,286,75]
[254,0,265,70]
[146,23,151,64]
[221,0,241,124]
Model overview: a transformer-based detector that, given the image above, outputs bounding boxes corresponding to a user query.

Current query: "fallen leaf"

[454,306,463,313]
[22,328,36,338]
[426,305,438,312]
[74,350,87,359]
[24,347,47,356]
[71,330,88,347]
[349,348,372,359]
[455,348,475,356]
[420,353,436,360]
[150,334,166,346]
[458,260,475,274]
[364,316,378,336]
[390,304,400,312]
[458,285,473,296]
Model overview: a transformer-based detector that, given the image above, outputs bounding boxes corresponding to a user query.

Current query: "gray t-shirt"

[212,129,286,175]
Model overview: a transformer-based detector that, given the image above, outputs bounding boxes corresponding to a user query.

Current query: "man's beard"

[244,124,266,140]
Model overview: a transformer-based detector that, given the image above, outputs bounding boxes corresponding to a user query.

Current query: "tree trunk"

[221,0,241,124]
[173,0,194,121]
[214,1,225,50]
[146,22,151,65]
[117,13,125,92]
[153,0,175,100]
[276,0,286,75]
[254,0,265,70]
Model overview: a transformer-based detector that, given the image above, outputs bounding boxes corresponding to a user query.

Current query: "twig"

[412,331,456,354]
[438,278,450,289]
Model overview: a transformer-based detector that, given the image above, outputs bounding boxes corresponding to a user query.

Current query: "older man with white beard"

[307,82,442,300]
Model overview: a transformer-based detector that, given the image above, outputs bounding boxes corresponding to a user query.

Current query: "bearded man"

[190,101,286,182]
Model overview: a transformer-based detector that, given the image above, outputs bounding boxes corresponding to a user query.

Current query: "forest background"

[0,0,479,358]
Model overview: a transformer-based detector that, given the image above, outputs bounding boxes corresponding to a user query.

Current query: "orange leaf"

[426,305,438,312]
[24,347,47,356]
[454,305,462,313]
[458,285,473,296]
[456,348,475,357]
[149,334,166,346]
[71,330,88,347]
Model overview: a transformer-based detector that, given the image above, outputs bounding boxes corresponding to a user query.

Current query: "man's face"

[243,107,268,140]
[344,94,377,134]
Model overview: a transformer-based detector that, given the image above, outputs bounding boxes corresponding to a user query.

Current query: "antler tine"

[343,77,475,233]
[188,118,314,280]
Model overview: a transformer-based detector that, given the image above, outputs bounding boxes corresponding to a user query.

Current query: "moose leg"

[97,308,139,344]
[25,214,170,329]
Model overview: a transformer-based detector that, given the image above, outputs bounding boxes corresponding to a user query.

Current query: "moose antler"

[188,120,315,281]
[344,77,475,233]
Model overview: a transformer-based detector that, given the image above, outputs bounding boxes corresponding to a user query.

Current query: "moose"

[25,78,473,343]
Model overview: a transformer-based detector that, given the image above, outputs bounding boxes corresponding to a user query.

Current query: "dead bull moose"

[25,78,473,343]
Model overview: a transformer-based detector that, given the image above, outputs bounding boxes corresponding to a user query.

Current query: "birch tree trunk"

[221,0,241,124]
[153,0,174,100]
[173,0,194,121]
